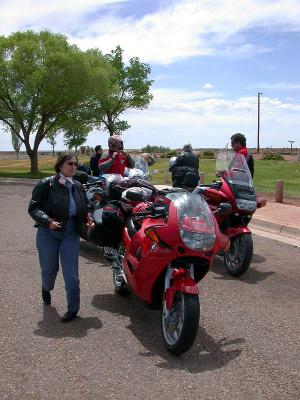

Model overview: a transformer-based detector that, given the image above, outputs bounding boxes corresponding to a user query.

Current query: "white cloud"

[202,83,214,89]
[1,0,300,64]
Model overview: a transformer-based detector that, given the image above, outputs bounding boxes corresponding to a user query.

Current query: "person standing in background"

[230,133,254,178]
[90,145,103,176]
[98,135,134,176]
[169,144,199,188]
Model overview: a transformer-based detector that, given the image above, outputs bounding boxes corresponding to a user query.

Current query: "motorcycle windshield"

[216,151,256,210]
[128,168,145,179]
[166,192,215,250]
[135,158,149,174]
[101,173,124,188]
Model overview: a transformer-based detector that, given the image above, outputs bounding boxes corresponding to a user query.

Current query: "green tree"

[2,118,22,159]
[63,121,91,153]
[46,129,58,157]
[0,30,108,173]
[93,46,153,136]
[11,131,22,159]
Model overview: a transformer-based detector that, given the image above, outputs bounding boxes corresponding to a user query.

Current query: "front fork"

[111,247,128,283]
[163,264,198,314]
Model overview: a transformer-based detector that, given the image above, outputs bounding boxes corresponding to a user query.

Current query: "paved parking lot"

[0,182,299,400]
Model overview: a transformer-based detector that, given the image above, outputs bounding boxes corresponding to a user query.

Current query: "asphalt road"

[0,182,299,400]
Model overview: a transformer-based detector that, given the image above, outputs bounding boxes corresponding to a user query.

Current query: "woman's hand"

[86,215,95,230]
[112,152,119,159]
[49,220,62,230]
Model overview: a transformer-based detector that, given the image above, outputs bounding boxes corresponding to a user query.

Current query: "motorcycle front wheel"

[224,233,253,277]
[112,247,130,296]
[161,292,200,355]
[112,268,130,296]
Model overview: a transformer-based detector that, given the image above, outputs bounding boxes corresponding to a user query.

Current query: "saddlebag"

[87,204,124,248]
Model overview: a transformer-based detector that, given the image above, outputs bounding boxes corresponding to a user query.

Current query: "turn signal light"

[144,227,160,243]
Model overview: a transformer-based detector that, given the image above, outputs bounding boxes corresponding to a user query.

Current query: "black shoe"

[42,288,51,305]
[61,311,77,323]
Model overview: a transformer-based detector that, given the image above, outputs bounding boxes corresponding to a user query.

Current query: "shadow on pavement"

[211,256,275,284]
[251,253,266,264]
[33,305,102,339]
[79,240,107,266]
[92,293,244,373]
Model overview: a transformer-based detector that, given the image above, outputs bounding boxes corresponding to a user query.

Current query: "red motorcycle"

[194,151,266,277]
[111,184,231,355]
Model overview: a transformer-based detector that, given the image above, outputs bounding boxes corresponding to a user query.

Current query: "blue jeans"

[36,218,80,313]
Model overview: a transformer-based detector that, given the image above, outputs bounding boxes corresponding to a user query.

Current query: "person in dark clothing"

[231,133,254,178]
[169,144,199,188]
[89,145,103,176]
[28,153,94,323]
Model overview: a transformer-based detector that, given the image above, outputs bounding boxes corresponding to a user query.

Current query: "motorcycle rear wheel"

[161,292,200,355]
[224,233,253,277]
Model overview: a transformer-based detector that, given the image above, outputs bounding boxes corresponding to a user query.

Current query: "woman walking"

[28,153,93,322]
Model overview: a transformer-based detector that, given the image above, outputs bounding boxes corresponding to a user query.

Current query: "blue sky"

[1,0,300,151]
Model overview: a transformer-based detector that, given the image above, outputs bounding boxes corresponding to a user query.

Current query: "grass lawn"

[0,156,299,197]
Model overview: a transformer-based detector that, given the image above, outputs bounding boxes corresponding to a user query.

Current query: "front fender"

[227,226,251,238]
[164,268,199,310]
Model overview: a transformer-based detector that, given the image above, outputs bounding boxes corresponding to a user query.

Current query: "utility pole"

[288,140,295,153]
[257,92,262,154]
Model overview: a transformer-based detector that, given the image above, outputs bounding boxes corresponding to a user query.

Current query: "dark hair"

[95,145,102,152]
[231,133,246,147]
[54,153,78,173]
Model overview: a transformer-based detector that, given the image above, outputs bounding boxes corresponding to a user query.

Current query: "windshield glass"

[166,192,214,233]
[216,151,253,187]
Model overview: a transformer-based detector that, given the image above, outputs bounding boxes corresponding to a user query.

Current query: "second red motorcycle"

[194,151,266,276]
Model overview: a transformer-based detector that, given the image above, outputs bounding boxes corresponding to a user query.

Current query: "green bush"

[142,145,170,153]
[167,150,178,158]
[263,153,285,161]
[202,150,215,159]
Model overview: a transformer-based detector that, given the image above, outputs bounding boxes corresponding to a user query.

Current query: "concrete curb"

[250,217,300,239]
[0,177,38,186]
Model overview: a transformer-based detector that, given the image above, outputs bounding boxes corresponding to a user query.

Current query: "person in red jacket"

[231,133,254,178]
[98,135,134,176]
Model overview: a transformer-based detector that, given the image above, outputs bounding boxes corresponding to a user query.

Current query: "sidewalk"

[1,178,300,247]
[250,202,300,247]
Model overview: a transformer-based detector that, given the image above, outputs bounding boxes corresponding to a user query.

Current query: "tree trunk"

[16,151,19,160]
[29,151,39,174]
[52,145,55,157]
[107,113,114,136]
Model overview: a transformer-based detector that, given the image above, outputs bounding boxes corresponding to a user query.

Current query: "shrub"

[142,145,170,153]
[167,150,178,158]
[201,150,215,159]
[263,153,285,161]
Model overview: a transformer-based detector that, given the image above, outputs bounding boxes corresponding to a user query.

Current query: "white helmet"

[169,156,177,168]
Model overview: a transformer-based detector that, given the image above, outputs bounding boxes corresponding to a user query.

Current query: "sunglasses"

[66,161,78,167]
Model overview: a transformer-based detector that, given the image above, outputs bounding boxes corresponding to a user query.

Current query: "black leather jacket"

[169,151,199,187]
[28,175,88,229]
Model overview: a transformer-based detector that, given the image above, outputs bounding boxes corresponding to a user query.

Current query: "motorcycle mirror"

[214,203,232,216]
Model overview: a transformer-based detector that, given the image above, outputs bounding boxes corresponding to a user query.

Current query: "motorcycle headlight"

[236,199,257,212]
[180,229,215,251]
